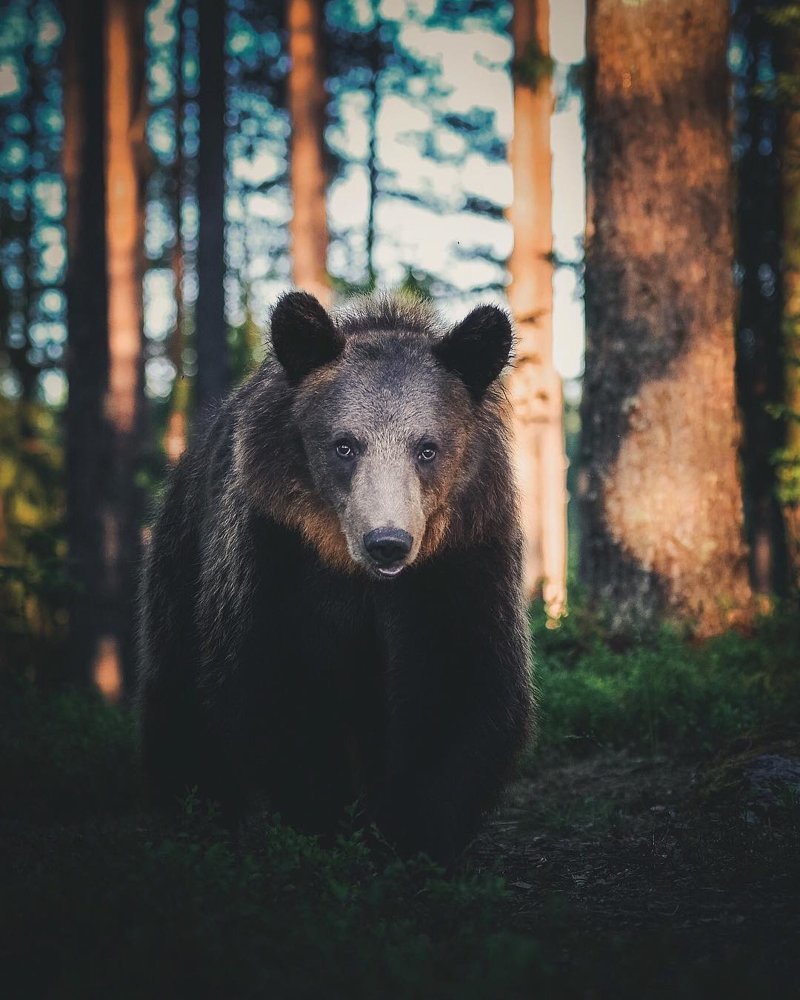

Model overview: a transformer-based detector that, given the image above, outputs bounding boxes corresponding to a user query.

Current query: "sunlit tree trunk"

[63,0,109,686]
[165,0,189,465]
[777,27,800,592]
[195,0,228,417]
[580,0,752,636]
[101,0,148,697]
[288,0,330,307]
[507,0,567,618]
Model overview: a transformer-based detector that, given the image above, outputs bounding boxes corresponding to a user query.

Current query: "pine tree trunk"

[507,0,567,617]
[165,0,188,465]
[19,26,39,443]
[195,0,228,416]
[365,3,381,289]
[101,0,147,697]
[733,1,786,599]
[778,32,800,592]
[288,0,330,307]
[580,0,752,636]
[63,0,109,686]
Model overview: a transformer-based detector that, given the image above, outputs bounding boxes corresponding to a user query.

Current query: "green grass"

[530,602,800,756]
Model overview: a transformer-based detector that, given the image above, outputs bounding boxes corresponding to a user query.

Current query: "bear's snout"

[363,527,413,577]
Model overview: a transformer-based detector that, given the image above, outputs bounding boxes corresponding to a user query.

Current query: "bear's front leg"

[373,540,533,865]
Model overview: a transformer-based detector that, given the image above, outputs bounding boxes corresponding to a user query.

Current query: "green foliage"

[0,396,68,664]
[512,39,554,92]
[529,602,800,756]
[228,294,266,385]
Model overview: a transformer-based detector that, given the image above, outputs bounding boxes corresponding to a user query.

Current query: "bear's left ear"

[270,291,344,384]
[434,305,513,401]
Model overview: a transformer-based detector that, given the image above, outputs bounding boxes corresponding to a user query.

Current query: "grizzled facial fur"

[268,292,513,579]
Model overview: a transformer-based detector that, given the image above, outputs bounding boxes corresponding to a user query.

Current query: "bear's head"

[248,291,513,578]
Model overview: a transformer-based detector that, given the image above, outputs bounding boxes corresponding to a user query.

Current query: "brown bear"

[136,291,533,864]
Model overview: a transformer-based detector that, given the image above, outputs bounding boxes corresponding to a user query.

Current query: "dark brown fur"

[137,292,533,864]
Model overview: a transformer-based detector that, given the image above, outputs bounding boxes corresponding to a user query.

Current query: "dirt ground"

[474,749,800,996]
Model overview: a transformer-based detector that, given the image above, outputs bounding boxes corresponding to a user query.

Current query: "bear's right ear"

[270,292,344,384]
[434,304,513,402]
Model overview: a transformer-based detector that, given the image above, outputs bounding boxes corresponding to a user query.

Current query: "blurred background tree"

[770,1,800,590]
[506,0,567,619]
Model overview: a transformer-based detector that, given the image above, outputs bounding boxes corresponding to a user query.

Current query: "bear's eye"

[418,444,437,463]
[335,440,355,460]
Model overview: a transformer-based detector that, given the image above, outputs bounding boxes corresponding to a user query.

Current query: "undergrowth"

[2,607,800,997]
[530,602,800,756]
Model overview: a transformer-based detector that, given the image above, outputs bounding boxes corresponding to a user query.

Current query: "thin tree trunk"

[101,0,147,698]
[365,5,381,289]
[778,30,800,591]
[734,1,786,599]
[17,22,40,444]
[288,0,330,307]
[507,0,567,617]
[195,0,228,417]
[165,0,189,465]
[63,0,109,686]
[580,0,752,637]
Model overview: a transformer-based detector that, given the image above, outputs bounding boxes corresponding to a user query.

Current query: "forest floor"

[3,609,800,998]
[477,745,800,996]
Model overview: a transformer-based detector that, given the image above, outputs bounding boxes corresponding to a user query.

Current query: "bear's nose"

[363,527,413,565]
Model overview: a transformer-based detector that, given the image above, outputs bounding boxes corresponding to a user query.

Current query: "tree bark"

[778,26,800,592]
[102,0,147,697]
[195,0,228,416]
[733,1,786,599]
[507,0,567,617]
[63,0,109,686]
[288,0,331,307]
[580,0,752,636]
[165,0,189,465]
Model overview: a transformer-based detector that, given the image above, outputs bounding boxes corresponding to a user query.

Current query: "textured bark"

[507,0,567,616]
[63,0,109,685]
[195,0,228,416]
[580,0,752,636]
[288,0,330,307]
[777,28,800,591]
[102,0,147,697]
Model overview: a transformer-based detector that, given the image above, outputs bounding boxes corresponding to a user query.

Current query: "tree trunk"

[733,1,786,600]
[18,25,40,444]
[63,0,109,686]
[507,0,567,618]
[288,0,330,307]
[365,4,381,290]
[580,0,752,636]
[165,0,189,465]
[195,0,228,417]
[101,0,147,698]
[778,28,800,592]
